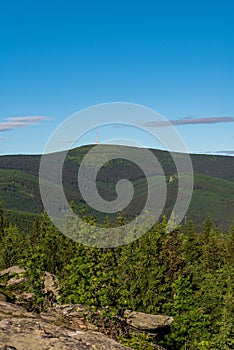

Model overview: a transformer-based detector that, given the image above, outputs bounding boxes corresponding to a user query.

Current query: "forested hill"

[0,145,233,229]
[0,146,233,180]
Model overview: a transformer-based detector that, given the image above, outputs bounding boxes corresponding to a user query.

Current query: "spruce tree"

[0,201,4,240]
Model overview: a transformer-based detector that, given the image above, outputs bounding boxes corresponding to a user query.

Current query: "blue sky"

[0,0,234,155]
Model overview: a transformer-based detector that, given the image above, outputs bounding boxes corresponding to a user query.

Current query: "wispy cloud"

[214,150,234,155]
[143,116,234,128]
[0,116,46,132]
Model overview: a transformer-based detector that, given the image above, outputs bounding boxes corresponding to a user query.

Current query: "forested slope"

[0,145,233,230]
[0,203,233,350]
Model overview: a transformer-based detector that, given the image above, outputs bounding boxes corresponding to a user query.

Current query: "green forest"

[0,201,233,350]
[0,146,234,232]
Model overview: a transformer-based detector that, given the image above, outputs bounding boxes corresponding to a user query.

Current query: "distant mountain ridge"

[0,145,233,180]
[0,145,233,230]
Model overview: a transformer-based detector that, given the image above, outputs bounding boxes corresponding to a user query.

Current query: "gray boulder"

[125,310,173,333]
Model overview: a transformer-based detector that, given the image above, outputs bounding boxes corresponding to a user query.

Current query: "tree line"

[0,201,233,350]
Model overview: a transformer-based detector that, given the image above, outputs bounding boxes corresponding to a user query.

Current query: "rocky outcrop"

[0,266,25,277]
[124,310,173,333]
[0,300,131,350]
[44,271,60,300]
[0,266,26,289]
[0,267,171,350]
[0,265,60,309]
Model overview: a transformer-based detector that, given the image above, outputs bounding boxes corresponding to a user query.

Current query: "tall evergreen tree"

[0,201,4,240]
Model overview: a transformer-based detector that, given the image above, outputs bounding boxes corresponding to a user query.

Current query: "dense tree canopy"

[0,201,233,349]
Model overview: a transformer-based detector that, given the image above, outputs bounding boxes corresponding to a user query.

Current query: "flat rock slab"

[125,310,173,332]
[0,301,131,350]
[0,266,25,277]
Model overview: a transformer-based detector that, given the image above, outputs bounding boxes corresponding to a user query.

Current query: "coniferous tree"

[0,201,4,240]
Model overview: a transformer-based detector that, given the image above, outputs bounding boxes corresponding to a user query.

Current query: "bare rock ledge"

[125,310,173,333]
[0,300,131,350]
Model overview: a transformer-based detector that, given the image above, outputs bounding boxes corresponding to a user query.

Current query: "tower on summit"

[95,130,100,144]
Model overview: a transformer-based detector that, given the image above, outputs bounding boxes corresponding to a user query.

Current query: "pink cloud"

[143,116,234,127]
[7,116,46,123]
[0,116,46,132]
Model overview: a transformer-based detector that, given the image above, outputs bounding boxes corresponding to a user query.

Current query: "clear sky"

[0,0,234,155]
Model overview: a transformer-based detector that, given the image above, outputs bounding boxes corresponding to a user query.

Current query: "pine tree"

[0,224,26,268]
[0,201,4,240]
